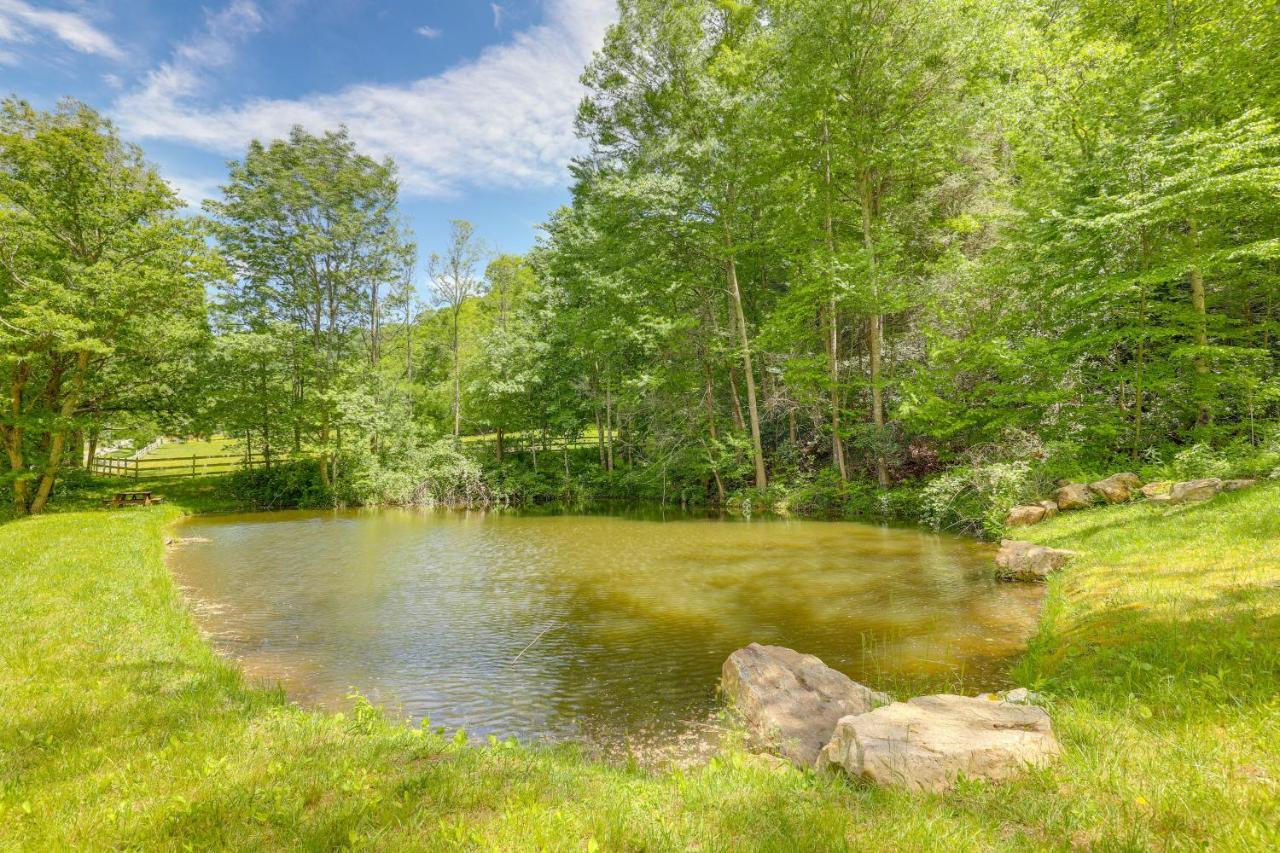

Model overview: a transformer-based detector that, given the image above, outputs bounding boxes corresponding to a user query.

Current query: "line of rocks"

[1006,472,1258,529]
[996,472,1258,582]
[722,643,1060,792]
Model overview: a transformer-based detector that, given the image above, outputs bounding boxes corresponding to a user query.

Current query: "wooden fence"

[90,452,274,480]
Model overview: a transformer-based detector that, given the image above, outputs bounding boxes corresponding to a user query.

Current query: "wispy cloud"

[415,24,441,39]
[491,4,505,29]
[166,173,226,208]
[114,0,617,200]
[0,0,123,59]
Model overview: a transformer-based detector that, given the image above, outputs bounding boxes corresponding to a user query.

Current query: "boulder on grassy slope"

[1037,500,1060,519]
[1054,483,1094,510]
[995,539,1077,581]
[1140,481,1172,500]
[721,644,889,767]
[1168,478,1223,504]
[1089,473,1142,504]
[1223,479,1257,492]
[1005,505,1048,527]
[818,694,1061,791]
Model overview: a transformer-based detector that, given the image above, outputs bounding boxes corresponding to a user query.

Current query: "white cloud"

[115,0,617,199]
[415,24,441,39]
[491,3,505,29]
[166,173,225,208]
[0,0,122,59]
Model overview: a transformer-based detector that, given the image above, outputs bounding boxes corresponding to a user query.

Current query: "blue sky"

[0,0,616,264]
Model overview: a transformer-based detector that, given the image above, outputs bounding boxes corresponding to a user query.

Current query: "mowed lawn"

[1,484,1278,849]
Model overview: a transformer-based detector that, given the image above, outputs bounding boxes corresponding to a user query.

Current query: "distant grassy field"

[141,437,244,460]
[2,482,1278,849]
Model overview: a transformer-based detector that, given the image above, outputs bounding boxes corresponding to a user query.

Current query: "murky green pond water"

[169,507,1042,748]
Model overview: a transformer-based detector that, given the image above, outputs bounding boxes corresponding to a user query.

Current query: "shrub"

[919,429,1054,538]
[347,439,491,507]
[226,459,332,510]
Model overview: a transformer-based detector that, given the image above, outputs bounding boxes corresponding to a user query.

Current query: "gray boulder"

[1223,479,1257,492]
[1168,478,1223,504]
[1054,483,1094,510]
[818,694,1061,792]
[995,539,1077,581]
[1037,500,1060,519]
[722,644,888,767]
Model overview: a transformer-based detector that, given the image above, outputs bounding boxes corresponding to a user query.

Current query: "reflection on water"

[168,506,1042,747]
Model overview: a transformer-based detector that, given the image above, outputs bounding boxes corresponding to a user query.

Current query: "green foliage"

[919,431,1057,538]
[0,97,210,515]
[344,438,491,507]
[225,459,333,510]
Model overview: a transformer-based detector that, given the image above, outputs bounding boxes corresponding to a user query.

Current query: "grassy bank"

[2,484,1278,849]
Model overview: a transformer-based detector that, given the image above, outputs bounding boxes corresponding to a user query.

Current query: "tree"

[0,98,208,514]
[428,220,487,441]
[204,126,411,487]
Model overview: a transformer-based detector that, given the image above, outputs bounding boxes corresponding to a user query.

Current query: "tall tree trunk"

[404,299,414,383]
[726,250,767,489]
[595,406,606,466]
[451,306,462,440]
[605,375,614,473]
[727,364,746,432]
[1187,221,1211,427]
[86,425,100,471]
[495,426,504,463]
[29,351,90,514]
[5,361,31,515]
[1133,233,1150,461]
[861,171,889,488]
[823,121,848,481]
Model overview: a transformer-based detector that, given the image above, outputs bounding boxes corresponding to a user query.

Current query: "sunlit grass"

[2,482,1277,848]
[140,436,243,459]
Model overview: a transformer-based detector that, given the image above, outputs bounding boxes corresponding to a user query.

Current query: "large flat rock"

[721,644,888,766]
[1168,478,1223,504]
[818,694,1061,791]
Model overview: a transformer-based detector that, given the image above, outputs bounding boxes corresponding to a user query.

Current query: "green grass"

[2,483,1278,849]
[140,437,243,460]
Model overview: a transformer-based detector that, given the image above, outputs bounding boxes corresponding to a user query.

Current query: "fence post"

[192,454,197,478]
[134,459,139,480]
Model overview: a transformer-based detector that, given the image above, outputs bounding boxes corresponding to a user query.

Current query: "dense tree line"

[510,0,1280,504]
[2,0,1277,516]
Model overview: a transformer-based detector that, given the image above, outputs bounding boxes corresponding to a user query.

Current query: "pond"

[168,507,1043,753]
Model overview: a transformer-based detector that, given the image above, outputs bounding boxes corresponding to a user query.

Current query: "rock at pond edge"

[818,694,1061,792]
[995,539,1077,581]
[721,643,889,767]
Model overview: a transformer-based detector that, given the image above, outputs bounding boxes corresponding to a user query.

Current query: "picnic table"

[105,491,165,507]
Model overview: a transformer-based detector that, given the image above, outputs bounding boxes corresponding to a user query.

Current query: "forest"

[3,0,1278,529]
